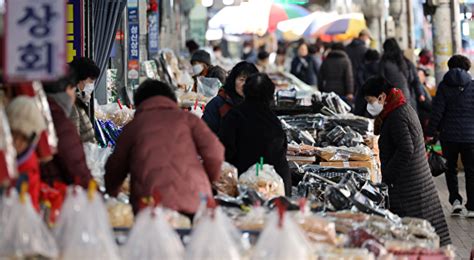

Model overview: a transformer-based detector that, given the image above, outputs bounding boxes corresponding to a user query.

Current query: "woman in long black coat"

[362,77,451,246]
[218,73,291,195]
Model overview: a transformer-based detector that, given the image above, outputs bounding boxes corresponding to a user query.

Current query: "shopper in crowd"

[41,72,92,189]
[416,67,433,136]
[185,40,200,56]
[345,29,371,78]
[202,61,258,134]
[274,47,288,72]
[68,57,100,143]
[191,49,227,87]
[105,80,224,216]
[380,38,425,111]
[290,42,318,86]
[6,96,47,211]
[318,42,354,102]
[242,41,257,63]
[354,49,380,117]
[218,73,291,195]
[426,54,474,218]
[308,43,322,75]
[256,51,275,73]
[362,76,451,246]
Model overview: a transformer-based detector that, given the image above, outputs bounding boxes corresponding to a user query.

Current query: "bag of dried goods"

[122,207,185,260]
[0,185,59,259]
[235,205,267,231]
[213,162,239,197]
[251,200,314,260]
[54,183,120,260]
[107,198,134,228]
[239,164,285,199]
[186,199,242,260]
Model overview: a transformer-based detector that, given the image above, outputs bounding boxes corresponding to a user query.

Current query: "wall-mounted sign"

[66,0,83,62]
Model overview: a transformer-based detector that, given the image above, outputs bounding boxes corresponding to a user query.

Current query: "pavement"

[433,174,473,259]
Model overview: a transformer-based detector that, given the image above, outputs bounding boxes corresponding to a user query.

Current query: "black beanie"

[191,50,211,66]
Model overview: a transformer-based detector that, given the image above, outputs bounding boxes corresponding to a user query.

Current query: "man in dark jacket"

[346,29,371,79]
[218,74,291,195]
[290,42,318,86]
[427,55,474,218]
[318,43,354,102]
[41,73,92,188]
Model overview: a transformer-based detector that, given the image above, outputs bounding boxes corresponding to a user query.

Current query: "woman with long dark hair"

[202,61,258,134]
[380,38,425,110]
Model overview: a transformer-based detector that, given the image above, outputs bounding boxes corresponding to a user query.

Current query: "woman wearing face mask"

[6,96,47,211]
[68,57,100,143]
[363,76,451,246]
[202,61,259,134]
[191,50,227,90]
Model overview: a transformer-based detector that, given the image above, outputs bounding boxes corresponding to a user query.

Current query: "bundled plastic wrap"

[0,105,17,182]
[185,205,242,260]
[83,143,112,183]
[122,207,185,260]
[54,184,120,260]
[239,164,285,199]
[213,162,239,197]
[95,103,134,127]
[251,204,314,260]
[196,76,221,98]
[0,186,59,259]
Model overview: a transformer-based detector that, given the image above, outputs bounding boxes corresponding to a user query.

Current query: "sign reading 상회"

[4,0,67,83]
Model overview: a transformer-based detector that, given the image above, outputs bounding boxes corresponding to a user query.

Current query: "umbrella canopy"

[208,1,308,36]
[268,4,310,33]
[312,13,367,41]
[277,11,335,41]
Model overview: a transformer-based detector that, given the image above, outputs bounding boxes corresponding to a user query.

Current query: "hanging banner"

[148,0,159,56]
[66,0,83,62]
[4,0,67,82]
[127,0,140,84]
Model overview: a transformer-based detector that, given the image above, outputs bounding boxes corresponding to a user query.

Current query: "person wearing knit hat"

[191,50,212,77]
[6,96,47,211]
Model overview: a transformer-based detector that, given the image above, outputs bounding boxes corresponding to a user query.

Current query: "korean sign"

[127,0,139,85]
[67,0,83,62]
[5,0,67,82]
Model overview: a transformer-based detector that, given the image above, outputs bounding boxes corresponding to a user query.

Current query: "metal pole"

[432,0,454,84]
[451,0,462,54]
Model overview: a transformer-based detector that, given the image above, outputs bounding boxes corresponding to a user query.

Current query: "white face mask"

[193,64,204,76]
[84,83,94,96]
[367,100,384,116]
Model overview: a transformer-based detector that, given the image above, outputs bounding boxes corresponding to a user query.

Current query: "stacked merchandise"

[94,103,135,148]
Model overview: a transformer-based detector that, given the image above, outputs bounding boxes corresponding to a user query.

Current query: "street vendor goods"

[0,188,59,259]
[239,164,285,199]
[213,162,239,197]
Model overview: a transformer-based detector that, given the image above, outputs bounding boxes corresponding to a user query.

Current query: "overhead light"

[202,0,213,7]
[223,0,234,5]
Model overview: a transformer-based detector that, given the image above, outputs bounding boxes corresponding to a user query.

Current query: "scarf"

[374,88,407,135]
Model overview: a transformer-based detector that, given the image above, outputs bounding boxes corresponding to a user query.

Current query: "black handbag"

[427,145,448,177]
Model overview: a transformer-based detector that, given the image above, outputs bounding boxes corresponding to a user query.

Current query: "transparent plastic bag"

[213,162,239,197]
[95,103,135,127]
[0,105,17,182]
[196,76,221,98]
[54,185,121,260]
[316,146,372,162]
[0,187,59,259]
[83,143,113,184]
[251,210,314,260]
[185,206,242,260]
[122,207,185,260]
[235,205,267,231]
[239,164,285,199]
[291,206,337,245]
[106,198,134,228]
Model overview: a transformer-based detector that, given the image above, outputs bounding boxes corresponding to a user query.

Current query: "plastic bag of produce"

[83,143,112,182]
[239,164,285,199]
[0,185,59,259]
[251,201,313,260]
[185,201,242,260]
[106,198,134,228]
[54,183,120,260]
[122,207,185,260]
[316,146,372,162]
[235,205,267,231]
[213,162,239,197]
[291,201,337,245]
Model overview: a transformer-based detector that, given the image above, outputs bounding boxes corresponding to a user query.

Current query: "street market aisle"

[433,175,473,259]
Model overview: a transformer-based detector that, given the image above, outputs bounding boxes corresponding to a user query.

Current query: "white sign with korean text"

[5,0,66,82]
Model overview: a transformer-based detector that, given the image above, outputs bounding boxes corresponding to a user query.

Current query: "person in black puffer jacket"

[427,55,474,218]
[218,74,291,195]
[290,42,318,86]
[363,77,451,246]
[354,49,380,117]
[318,43,354,101]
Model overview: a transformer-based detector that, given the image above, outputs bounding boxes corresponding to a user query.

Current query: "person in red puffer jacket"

[6,96,47,211]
